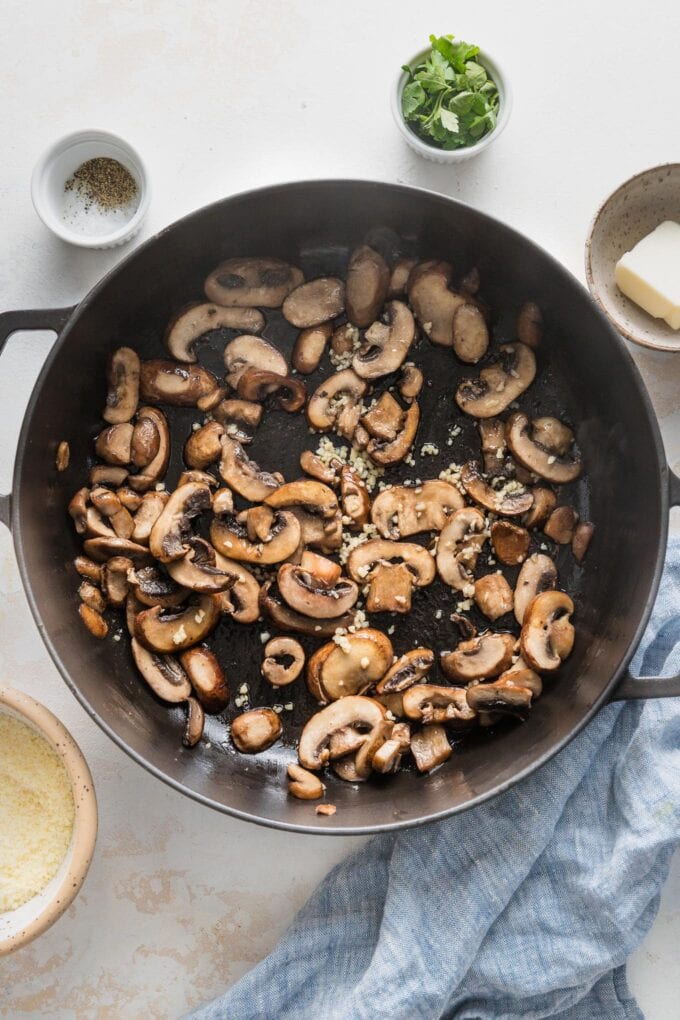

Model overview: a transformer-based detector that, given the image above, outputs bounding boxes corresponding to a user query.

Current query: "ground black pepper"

[64,157,138,211]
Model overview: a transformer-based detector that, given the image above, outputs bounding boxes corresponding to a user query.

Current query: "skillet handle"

[612,466,680,701]
[0,306,75,531]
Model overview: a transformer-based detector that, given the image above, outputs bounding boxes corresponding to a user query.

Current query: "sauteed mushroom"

[132,491,170,544]
[212,398,263,439]
[149,482,212,563]
[231,708,283,753]
[131,638,191,702]
[262,637,305,686]
[410,725,451,772]
[307,630,393,703]
[167,536,236,593]
[474,573,514,621]
[219,436,282,502]
[212,553,260,624]
[259,580,356,636]
[456,343,536,418]
[101,556,133,607]
[223,334,288,388]
[436,507,487,591]
[205,256,303,308]
[506,413,582,484]
[277,562,358,618]
[307,369,368,436]
[184,421,224,469]
[523,487,557,530]
[78,602,108,639]
[352,300,415,379]
[287,763,325,800]
[140,360,219,406]
[514,553,557,625]
[372,480,463,539]
[361,392,404,441]
[490,520,531,566]
[402,684,477,726]
[134,595,220,653]
[298,696,386,775]
[236,369,307,412]
[182,697,205,748]
[388,257,417,298]
[451,303,489,364]
[375,648,434,693]
[407,261,466,346]
[461,462,534,516]
[340,465,370,529]
[544,506,579,545]
[398,362,423,402]
[441,632,515,682]
[516,301,543,348]
[300,450,339,486]
[293,322,332,374]
[345,245,390,327]
[127,408,170,492]
[103,347,140,425]
[347,538,435,613]
[83,536,151,564]
[179,645,229,713]
[283,277,345,328]
[521,590,575,672]
[572,521,594,562]
[367,402,420,467]
[127,565,187,608]
[95,423,133,465]
[264,479,338,519]
[166,302,265,362]
[211,510,301,564]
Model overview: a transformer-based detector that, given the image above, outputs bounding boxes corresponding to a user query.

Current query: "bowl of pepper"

[31,128,150,249]
[392,34,512,163]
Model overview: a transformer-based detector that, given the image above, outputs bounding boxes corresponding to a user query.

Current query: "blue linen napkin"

[190,537,680,1020]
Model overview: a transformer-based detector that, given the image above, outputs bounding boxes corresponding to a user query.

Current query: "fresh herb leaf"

[402,81,427,117]
[439,108,460,133]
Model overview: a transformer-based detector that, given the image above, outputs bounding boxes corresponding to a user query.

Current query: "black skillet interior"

[16,181,666,832]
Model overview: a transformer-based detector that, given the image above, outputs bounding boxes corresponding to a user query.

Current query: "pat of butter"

[615,220,680,329]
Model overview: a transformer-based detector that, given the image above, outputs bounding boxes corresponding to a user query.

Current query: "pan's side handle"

[0,307,75,532]
[612,466,680,701]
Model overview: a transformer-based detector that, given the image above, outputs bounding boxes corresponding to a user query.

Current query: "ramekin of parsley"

[392,34,511,162]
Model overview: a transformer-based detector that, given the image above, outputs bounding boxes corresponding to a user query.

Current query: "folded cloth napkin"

[190,536,680,1020]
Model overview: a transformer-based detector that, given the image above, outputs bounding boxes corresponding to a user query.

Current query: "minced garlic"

[0,714,75,912]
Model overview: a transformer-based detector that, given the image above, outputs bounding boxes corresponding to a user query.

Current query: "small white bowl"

[31,129,150,249]
[392,47,512,164]
[0,686,97,956]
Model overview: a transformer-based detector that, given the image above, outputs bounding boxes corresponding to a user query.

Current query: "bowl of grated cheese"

[0,686,97,956]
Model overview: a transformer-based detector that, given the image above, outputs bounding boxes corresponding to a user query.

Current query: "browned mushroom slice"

[95,423,133,466]
[130,415,161,470]
[292,322,333,374]
[277,563,358,619]
[89,465,129,487]
[306,630,393,704]
[347,538,435,613]
[436,506,487,591]
[478,418,507,474]
[165,302,265,363]
[259,580,355,637]
[402,684,477,726]
[149,482,212,563]
[127,408,171,493]
[371,722,411,774]
[101,555,133,607]
[231,708,283,754]
[130,638,192,702]
[264,479,338,519]
[572,521,594,562]
[298,695,387,774]
[514,553,557,625]
[182,697,205,748]
[78,602,108,639]
[140,360,218,406]
[367,401,420,467]
[398,362,424,403]
[361,392,404,442]
[523,487,557,530]
[127,565,188,608]
[388,257,417,298]
[68,488,90,535]
[132,491,170,544]
[452,303,489,364]
[177,471,217,491]
[456,343,536,418]
[89,487,135,540]
[134,595,220,653]
[407,261,466,346]
[83,536,151,564]
[211,510,300,564]
[287,763,325,800]
[375,648,434,694]
[262,637,305,687]
[345,245,390,327]
[516,301,543,348]
[521,590,575,672]
[283,277,345,328]
[490,520,531,566]
[103,346,140,425]
[506,413,582,484]
[461,462,534,517]
[352,300,415,380]
[167,537,236,594]
[299,450,340,486]
[212,553,260,624]
[184,421,224,470]
[340,465,370,529]
[544,506,579,545]
[236,369,307,412]
[223,334,288,388]
[371,480,463,539]
[212,398,263,441]
[410,725,452,773]
[218,435,281,502]
[466,679,533,720]
[205,257,303,308]
[474,573,514,621]
[74,555,102,584]
[116,486,144,512]
[441,632,515,682]
[307,368,368,436]
[78,581,106,614]
[179,645,229,713]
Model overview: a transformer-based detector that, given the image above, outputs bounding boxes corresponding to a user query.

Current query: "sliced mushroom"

[140,360,218,406]
[300,550,342,584]
[287,763,325,800]
[116,486,144,512]
[127,565,188,608]
[223,335,288,388]
[74,555,102,584]
[371,480,464,539]
[307,368,368,436]
[506,413,582,484]
[132,491,170,544]
[130,638,191,702]
[361,392,404,441]
[218,435,281,502]
[197,386,228,413]
[212,553,260,624]
[490,520,531,566]
[461,462,534,517]
[130,415,161,469]
[55,440,70,472]
[367,401,419,467]
[103,346,140,425]
[149,482,212,563]
[398,362,423,403]
[402,685,477,726]
[212,398,263,441]
[407,261,466,346]
[340,465,370,529]
[456,343,536,418]
[347,538,435,613]
[306,630,393,704]
[474,573,514,621]
[167,537,236,593]
[345,245,390,327]
[165,302,265,362]
[78,602,108,639]
[436,507,487,591]
[523,487,557,530]
[68,488,89,534]
[352,300,415,379]
[231,708,283,754]
[388,257,417,298]
[89,487,135,540]
[210,510,300,564]
[410,725,452,773]
[521,590,575,672]
[452,302,489,363]
[89,465,129,487]
[450,613,477,640]
[184,421,224,470]
[262,637,305,687]
[83,536,151,564]
[78,581,106,614]
[299,450,340,486]
[375,648,434,693]
[517,301,543,348]
[292,322,332,374]
[236,369,307,412]
[372,722,411,774]
[277,562,358,619]
[246,504,275,542]
[101,555,133,607]
[183,697,205,747]
[95,423,133,465]
[283,277,345,328]
[258,581,355,637]
[298,695,386,774]
[466,679,533,720]
[127,408,170,492]
[179,470,219,490]
[205,257,303,308]
[264,479,338,519]
[134,595,220,653]
[331,322,360,359]
[441,632,515,682]
[544,506,579,545]
[478,418,507,474]
[514,553,557,624]
[572,521,594,563]
[179,645,229,713]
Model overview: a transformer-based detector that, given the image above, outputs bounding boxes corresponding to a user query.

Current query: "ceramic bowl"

[0,686,97,956]
[585,163,680,352]
[31,129,150,249]
[391,47,512,163]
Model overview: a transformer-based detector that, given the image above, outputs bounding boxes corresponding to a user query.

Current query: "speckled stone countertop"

[1,1,679,1016]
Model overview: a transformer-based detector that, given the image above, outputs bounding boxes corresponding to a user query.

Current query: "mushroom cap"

[514,553,557,624]
[441,632,515,682]
[402,684,477,726]
[182,697,205,748]
[277,562,359,619]
[140,360,219,407]
[95,423,133,466]
[83,536,152,564]
[183,421,224,470]
[307,368,367,432]
[352,300,415,380]
[231,708,283,754]
[205,257,303,308]
[516,301,543,349]
[461,461,534,516]
[210,510,301,564]
[398,362,424,402]
[127,407,170,493]
[345,245,390,327]
[306,629,393,703]
[466,680,533,720]
[165,302,265,363]
[134,595,220,654]
[375,648,434,693]
[292,322,333,374]
[452,302,489,364]
[520,590,575,672]
[130,638,192,703]
[456,343,536,418]
[522,486,557,530]
[149,482,212,563]
[371,479,464,539]
[298,695,386,770]
[436,506,487,590]
[282,277,345,328]
[407,260,466,346]
[179,645,229,713]
[223,334,288,388]
[506,412,582,484]
[347,538,436,587]
[103,347,140,425]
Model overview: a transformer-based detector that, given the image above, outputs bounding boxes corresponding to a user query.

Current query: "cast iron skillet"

[1,180,679,835]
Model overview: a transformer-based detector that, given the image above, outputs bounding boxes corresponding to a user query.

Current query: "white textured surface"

[1,1,679,1016]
